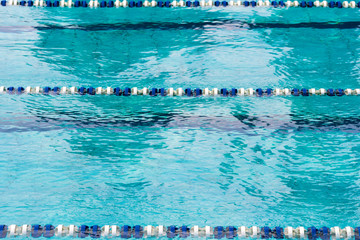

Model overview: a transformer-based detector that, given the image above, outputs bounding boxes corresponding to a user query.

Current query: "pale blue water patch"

[0,7,360,229]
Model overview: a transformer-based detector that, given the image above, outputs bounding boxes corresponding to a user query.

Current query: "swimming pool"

[0,5,360,238]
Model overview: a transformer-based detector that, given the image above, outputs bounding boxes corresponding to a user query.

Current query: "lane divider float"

[0,0,358,7]
[1,87,359,96]
[0,225,358,239]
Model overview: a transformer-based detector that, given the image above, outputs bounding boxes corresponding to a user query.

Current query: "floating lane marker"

[1,87,360,96]
[0,225,357,238]
[0,0,358,7]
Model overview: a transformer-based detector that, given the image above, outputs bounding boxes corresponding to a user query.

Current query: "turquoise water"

[1,7,360,229]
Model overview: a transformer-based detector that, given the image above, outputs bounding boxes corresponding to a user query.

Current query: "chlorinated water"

[0,7,360,229]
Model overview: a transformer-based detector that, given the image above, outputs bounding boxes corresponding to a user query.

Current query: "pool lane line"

[1,87,360,96]
[0,225,356,239]
[0,0,358,8]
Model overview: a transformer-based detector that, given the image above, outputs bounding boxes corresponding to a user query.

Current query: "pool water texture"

[0,4,360,239]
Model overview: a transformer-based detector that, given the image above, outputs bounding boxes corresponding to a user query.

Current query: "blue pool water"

[0,7,360,230]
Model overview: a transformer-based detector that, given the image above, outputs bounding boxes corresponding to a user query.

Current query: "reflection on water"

[0,7,360,227]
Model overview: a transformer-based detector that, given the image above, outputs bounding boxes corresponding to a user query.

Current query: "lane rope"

[0,0,358,7]
[1,87,359,96]
[0,225,357,239]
